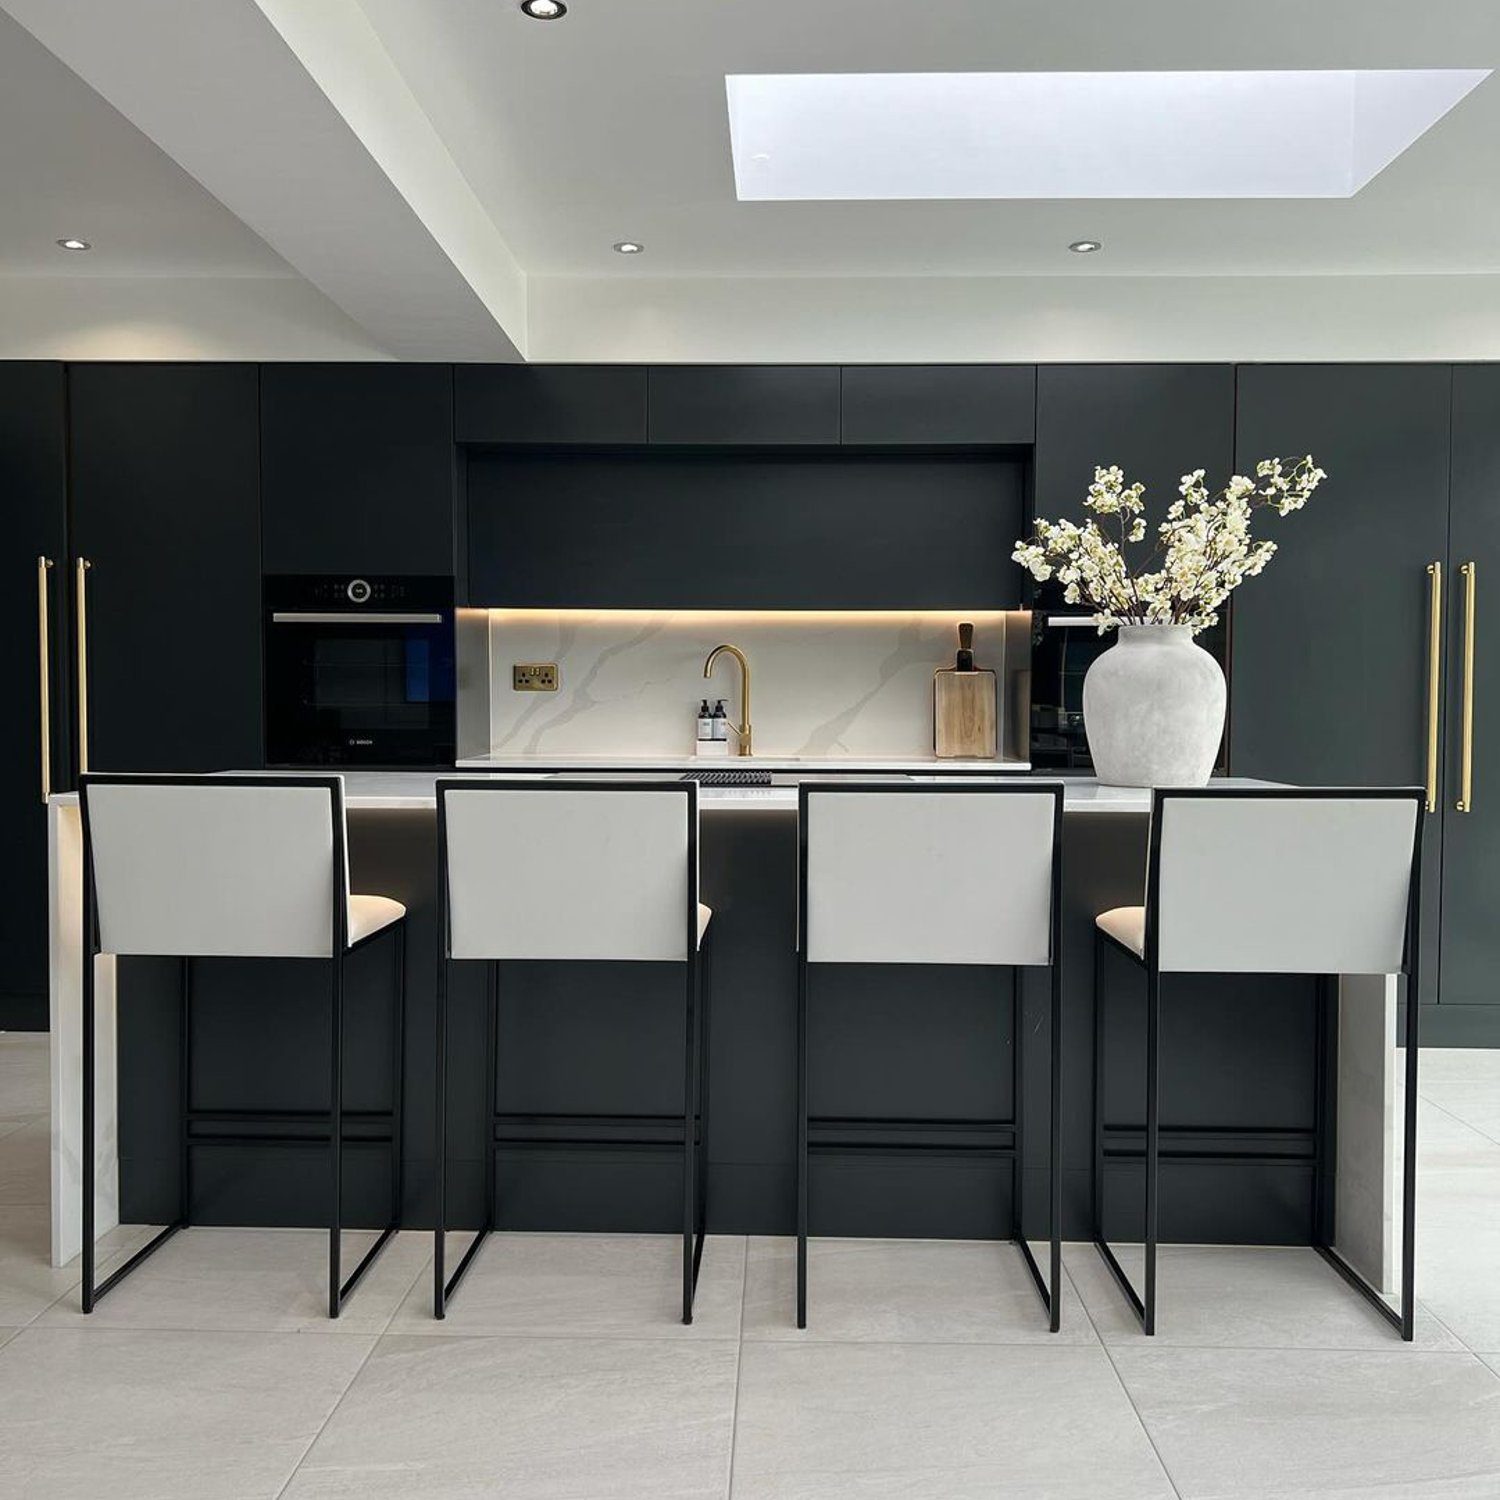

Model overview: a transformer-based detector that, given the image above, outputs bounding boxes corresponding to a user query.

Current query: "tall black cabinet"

[68,365,263,775]
[1230,364,1454,1015]
[1438,368,1500,1039]
[0,364,68,1029]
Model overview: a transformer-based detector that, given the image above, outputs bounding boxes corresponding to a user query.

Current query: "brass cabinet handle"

[1426,561,1443,813]
[37,556,54,804]
[75,557,91,776]
[1458,561,1477,812]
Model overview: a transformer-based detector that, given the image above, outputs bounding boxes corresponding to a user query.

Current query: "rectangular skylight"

[726,70,1490,200]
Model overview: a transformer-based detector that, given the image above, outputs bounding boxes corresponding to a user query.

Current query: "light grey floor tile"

[0,1205,151,1326]
[1417,1098,1500,1170]
[743,1235,1095,1344]
[1421,1081,1500,1144]
[0,1325,375,1499]
[1419,1047,1500,1088]
[38,1227,430,1334]
[0,1325,18,1352]
[731,1340,1174,1499]
[283,1333,738,1499]
[1067,1242,1460,1350]
[390,1231,745,1339]
[0,1031,48,1121]
[1416,1162,1500,1351]
[1113,1345,1500,1499]
[0,1115,50,1204]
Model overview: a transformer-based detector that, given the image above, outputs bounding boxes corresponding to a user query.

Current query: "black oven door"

[265,610,456,767]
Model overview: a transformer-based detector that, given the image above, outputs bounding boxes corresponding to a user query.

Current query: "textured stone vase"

[1082,624,1226,788]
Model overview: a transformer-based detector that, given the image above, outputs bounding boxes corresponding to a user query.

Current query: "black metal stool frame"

[78,773,407,1319]
[432,778,711,1324]
[1091,785,1425,1341]
[796,780,1065,1332]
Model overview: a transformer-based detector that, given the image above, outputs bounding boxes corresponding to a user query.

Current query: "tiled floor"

[1,1030,1498,1498]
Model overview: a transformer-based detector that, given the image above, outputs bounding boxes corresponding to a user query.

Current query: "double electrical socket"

[512,662,559,692]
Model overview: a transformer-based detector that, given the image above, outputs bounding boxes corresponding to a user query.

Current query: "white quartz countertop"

[456,753,1032,773]
[51,773,1277,815]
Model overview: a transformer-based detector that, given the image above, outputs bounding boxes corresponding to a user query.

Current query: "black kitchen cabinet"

[467,449,1025,608]
[1231,364,1452,1013]
[455,364,647,445]
[69,364,262,775]
[0,363,68,1029]
[261,363,455,574]
[1034,364,1235,531]
[841,365,1036,447]
[1437,367,1500,1038]
[648,366,840,446]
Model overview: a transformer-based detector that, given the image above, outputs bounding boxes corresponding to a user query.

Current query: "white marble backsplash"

[477,611,1018,759]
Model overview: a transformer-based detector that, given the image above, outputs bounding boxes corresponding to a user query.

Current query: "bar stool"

[433,778,712,1323]
[1092,786,1424,1339]
[77,773,408,1318]
[797,780,1065,1331]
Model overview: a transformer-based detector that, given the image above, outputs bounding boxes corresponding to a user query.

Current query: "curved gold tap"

[703,643,751,757]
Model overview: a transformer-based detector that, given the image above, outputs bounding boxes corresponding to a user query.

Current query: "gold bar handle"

[75,557,91,776]
[37,556,54,805]
[1458,561,1477,813]
[1426,561,1443,814]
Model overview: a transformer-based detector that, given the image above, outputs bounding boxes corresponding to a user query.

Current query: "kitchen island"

[48,767,1398,1301]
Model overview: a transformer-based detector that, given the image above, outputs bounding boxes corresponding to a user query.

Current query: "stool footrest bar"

[89,1221,184,1306]
[1093,1236,1148,1330]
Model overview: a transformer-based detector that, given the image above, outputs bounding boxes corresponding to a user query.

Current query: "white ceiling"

[6,0,1500,361]
[0,9,290,278]
[354,0,1500,278]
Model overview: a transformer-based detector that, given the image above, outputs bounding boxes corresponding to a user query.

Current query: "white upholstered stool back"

[438,779,697,962]
[801,782,1064,966]
[80,775,348,959]
[1149,789,1422,975]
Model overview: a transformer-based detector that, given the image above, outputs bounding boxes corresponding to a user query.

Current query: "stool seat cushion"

[1096,905,1145,957]
[349,894,406,946]
[698,903,712,949]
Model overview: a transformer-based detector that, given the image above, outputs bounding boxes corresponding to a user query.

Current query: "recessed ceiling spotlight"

[519,0,566,18]
[612,240,644,255]
[1069,239,1102,254]
[56,237,91,252]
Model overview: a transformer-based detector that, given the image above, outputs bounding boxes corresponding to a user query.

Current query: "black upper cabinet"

[261,364,455,574]
[0,363,67,1027]
[455,365,647,445]
[69,363,262,776]
[648,366,840,445]
[841,366,1036,446]
[1034,365,1235,532]
[467,450,1024,609]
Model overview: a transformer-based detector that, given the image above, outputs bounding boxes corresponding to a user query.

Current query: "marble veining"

[482,611,1018,760]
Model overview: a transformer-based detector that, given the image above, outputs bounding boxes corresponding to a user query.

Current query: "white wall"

[0,276,392,360]
[528,273,1500,364]
[11,267,1500,365]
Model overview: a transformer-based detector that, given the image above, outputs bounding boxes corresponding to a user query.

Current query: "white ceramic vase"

[1081,624,1226,788]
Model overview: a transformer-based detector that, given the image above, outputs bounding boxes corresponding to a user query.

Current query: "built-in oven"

[1028,608,1230,772]
[263,575,456,767]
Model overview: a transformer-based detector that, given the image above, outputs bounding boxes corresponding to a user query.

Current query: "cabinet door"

[1439,366,1500,1035]
[69,364,262,775]
[1232,364,1451,1012]
[1035,365,1235,532]
[648,366,840,445]
[261,364,455,574]
[0,363,67,1028]
[455,365,647,445]
[841,365,1035,446]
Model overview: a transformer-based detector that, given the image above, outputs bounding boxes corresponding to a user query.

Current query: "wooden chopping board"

[934,668,997,758]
